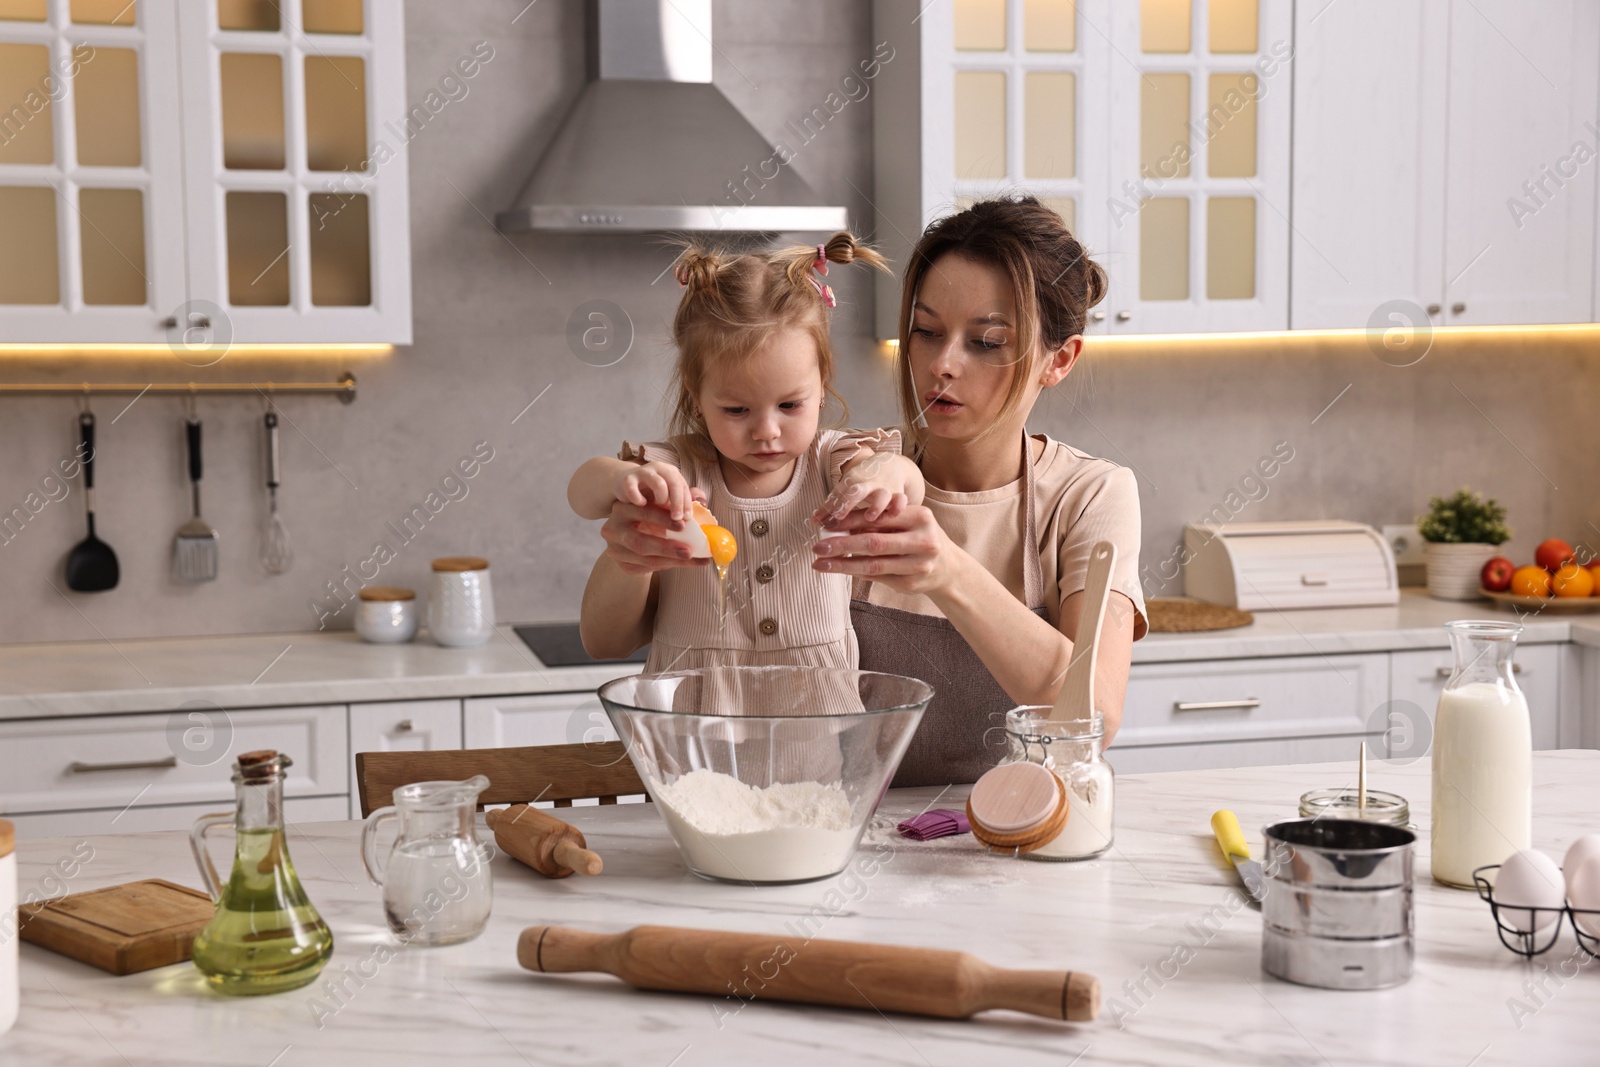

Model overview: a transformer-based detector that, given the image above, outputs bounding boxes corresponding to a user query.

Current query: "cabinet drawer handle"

[1174,699,1261,712]
[68,756,179,774]
[1436,664,1519,678]
[1301,573,1329,586]
[395,719,414,732]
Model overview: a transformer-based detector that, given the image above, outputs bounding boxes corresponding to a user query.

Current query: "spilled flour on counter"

[654,770,858,882]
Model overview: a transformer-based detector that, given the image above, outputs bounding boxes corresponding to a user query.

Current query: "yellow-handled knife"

[1210,809,1266,907]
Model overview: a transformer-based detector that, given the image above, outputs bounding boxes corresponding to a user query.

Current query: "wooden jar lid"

[967,762,1069,854]
[432,556,489,572]
[359,586,416,602]
[0,817,12,859]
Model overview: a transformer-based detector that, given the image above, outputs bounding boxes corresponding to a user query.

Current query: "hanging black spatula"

[65,411,119,592]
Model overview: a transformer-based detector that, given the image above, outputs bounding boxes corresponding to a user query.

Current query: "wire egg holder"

[1472,864,1600,959]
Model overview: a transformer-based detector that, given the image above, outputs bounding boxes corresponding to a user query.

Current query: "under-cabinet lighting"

[875,323,1600,349]
[0,344,395,357]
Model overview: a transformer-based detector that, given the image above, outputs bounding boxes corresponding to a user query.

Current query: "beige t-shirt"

[865,434,1148,640]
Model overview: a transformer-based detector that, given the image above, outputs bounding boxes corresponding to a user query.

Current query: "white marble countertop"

[0,625,636,721]
[1,591,1595,721]
[1136,588,1600,662]
[5,752,1596,1066]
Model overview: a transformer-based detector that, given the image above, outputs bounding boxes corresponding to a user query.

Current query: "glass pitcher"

[361,776,493,945]
[1431,620,1532,888]
[190,751,334,994]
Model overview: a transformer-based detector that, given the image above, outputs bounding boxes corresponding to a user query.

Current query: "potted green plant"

[1417,489,1511,600]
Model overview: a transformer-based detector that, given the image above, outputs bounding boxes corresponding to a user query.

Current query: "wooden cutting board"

[18,879,216,975]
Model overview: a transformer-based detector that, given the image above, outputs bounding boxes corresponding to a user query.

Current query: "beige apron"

[849,435,1049,787]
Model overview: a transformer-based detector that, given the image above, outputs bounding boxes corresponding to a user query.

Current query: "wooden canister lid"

[359,586,416,602]
[432,556,489,572]
[0,818,12,859]
[969,762,1059,833]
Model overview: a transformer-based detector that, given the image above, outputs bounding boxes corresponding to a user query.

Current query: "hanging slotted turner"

[1048,540,1117,722]
[174,417,218,582]
[260,411,293,575]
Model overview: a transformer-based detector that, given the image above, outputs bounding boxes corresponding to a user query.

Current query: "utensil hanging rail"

[0,373,357,403]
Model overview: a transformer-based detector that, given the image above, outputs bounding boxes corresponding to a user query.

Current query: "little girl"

[568,233,922,675]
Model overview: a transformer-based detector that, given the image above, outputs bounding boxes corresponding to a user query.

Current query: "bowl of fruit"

[1479,538,1600,613]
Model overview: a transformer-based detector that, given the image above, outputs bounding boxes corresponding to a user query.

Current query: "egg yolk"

[702,525,738,568]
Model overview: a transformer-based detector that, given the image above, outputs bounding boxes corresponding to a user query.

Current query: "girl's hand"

[809,503,953,596]
[616,461,695,523]
[812,451,912,526]
[600,496,711,576]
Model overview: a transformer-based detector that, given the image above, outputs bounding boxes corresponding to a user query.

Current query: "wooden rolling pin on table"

[486,805,603,878]
[517,924,1101,1023]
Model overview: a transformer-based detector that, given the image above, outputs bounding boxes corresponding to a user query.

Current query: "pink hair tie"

[813,244,829,275]
[808,275,837,309]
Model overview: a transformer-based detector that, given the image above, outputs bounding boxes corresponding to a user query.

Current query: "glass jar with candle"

[1001,707,1114,861]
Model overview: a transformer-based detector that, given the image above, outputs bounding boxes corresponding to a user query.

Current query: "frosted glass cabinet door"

[176,0,412,344]
[0,1,188,342]
[1100,0,1290,332]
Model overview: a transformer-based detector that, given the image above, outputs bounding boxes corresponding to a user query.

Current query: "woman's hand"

[600,498,711,576]
[809,503,954,596]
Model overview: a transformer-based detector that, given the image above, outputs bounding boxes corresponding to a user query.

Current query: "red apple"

[1480,556,1515,592]
[1535,538,1575,572]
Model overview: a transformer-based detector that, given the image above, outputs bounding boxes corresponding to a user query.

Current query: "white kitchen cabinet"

[463,693,616,749]
[348,698,462,817]
[872,0,1290,338]
[1289,0,1448,330]
[0,0,188,340]
[1109,732,1383,775]
[0,0,412,344]
[1443,0,1598,326]
[1099,0,1293,333]
[1389,644,1560,752]
[3,795,347,838]
[1292,0,1599,329]
[0,703,347,816]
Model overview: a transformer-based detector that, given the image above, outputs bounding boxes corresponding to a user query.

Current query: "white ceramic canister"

[428,557,495,647]
[356,586,419,644]
[1,819,16,1036]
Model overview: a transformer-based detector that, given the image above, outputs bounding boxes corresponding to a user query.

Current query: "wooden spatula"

[518,924,1100,1022]
[1048,540,1117,722]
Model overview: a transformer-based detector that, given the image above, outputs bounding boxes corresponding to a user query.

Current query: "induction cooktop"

[513,622,649,667]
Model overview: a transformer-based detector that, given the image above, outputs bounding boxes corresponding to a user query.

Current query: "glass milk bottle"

[1431,620,1532,888]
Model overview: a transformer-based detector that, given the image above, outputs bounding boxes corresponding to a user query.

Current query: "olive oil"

[191,828,332,994]
[189,750,333,995]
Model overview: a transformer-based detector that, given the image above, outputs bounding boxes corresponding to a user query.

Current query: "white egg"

[661,502,716,559]
[1493,849,1566,934]
[1563,836,1600,938]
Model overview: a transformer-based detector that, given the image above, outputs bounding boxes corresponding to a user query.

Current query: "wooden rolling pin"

[485,805,602,878]
[517,924,1100,1023]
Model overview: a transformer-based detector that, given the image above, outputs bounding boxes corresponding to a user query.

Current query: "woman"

[811,197,1145,785]
[584,198,1145,786]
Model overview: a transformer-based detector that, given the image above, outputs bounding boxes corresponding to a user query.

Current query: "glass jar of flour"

[1000,707,1114,861]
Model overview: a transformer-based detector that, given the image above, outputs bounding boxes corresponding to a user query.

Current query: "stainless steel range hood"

[496,0,849,235]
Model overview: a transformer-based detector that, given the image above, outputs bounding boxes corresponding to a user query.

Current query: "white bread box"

[1181,520,1399,610]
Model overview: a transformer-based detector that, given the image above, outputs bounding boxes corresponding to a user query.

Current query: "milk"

[1431,681,1531,888]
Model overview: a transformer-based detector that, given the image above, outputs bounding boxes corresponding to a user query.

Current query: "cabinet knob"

[1425,303,1441,315]
[160,316,178,329]
[395,719,414,732]
[1091,310,1106,322]
[1451,302,1466,315]
[1115,310,1132,322]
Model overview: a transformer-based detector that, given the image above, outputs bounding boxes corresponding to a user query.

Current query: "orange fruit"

[1510,565,1552,598]
[1590,563,1600,595]
[701,524,738,568]
[1552,562,1595,598]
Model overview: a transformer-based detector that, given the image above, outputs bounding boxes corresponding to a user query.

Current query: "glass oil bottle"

[190,750,333,994]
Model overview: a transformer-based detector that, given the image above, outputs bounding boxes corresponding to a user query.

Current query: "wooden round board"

[1146,598,1255,633]
[1478,588,1600,614]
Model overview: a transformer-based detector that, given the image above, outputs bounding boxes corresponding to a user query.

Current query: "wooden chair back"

[355,742,649,817]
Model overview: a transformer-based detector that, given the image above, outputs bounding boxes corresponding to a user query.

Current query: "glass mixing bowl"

[598,666,933,885]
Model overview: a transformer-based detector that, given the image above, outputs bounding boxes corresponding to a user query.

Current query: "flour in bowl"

[653,769,860,882]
